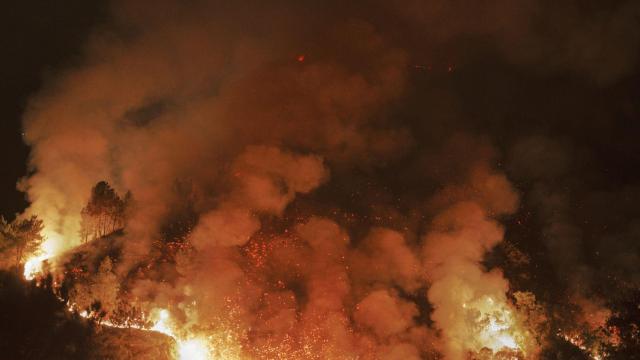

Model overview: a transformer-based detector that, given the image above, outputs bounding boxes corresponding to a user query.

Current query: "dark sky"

[1,1,108,220]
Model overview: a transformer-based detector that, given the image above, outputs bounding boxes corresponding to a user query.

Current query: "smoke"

[508,135,640,343]
[509,137,591,290]
[386,0,640,83]
[14,0,640,358]
[421,149,530,358]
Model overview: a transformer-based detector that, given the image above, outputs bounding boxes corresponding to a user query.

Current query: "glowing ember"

[558,330,619,360]
[560,332,602,360]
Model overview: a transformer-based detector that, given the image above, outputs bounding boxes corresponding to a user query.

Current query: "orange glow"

[178,338,211,360]
[560,332,604,360]
[22,228,67,280]
[462,295,534,357]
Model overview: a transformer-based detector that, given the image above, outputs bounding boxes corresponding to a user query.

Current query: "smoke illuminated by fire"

[466,296,520,351]
[8,0,639,359]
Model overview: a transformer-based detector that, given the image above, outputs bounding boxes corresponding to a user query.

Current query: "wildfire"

[558,326,622,360]
[148,309,214,360]
[151,309,175,337]
[478,301,518,351]
[463,295,533,357]
[481,314,518,350]
[23,254,48,280]
[560,332,604,360]
[23,229,64,280]
[20,229,227,360]
[178,338,211,360]
[77,306,216,360]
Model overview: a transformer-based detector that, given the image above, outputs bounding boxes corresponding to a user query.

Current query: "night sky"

[1,1,108,220]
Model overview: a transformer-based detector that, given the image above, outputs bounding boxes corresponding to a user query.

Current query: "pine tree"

[80,181,131,243]
[0,215,45,268]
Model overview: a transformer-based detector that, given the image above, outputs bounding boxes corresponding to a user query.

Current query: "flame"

[151,309,175,338]
[23,254,48,280]
[560,332,603,360]
[178,338,211,360]
[463,295,532,356]
[149,309,218,360]
[22,228,64,280]
[20,222,539,359]
[558,328,621,360]
[75,306,218,359]
[20,227,225,360]
[483,316,518,350]
[148,309,224,360]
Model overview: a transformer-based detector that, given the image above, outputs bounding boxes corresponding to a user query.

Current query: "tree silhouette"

[80,181,131,243]
[0,215,44,268]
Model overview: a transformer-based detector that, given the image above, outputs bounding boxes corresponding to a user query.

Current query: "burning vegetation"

[5,155,631,359]
[2,0,640,359]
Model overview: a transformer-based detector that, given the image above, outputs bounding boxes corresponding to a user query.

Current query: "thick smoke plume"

[423,167,521,357]
[13,0,640,358]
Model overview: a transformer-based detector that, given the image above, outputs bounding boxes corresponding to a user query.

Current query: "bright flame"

[150,309,217,360]
[21,224,224,360]
[23,254,48,280]
[69,302,220,360]
[478,309,518,350]
[151,309,175,338]
[463,295,530,356]
[178,338,211,360]
[483,316,518,349]
[22,229,64,280]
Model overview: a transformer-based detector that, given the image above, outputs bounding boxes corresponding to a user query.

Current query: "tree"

[0,215,44,268]
[69,257,120,320]
[80,181,131,243]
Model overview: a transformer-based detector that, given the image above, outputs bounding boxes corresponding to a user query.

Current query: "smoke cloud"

[13,0,640,358]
